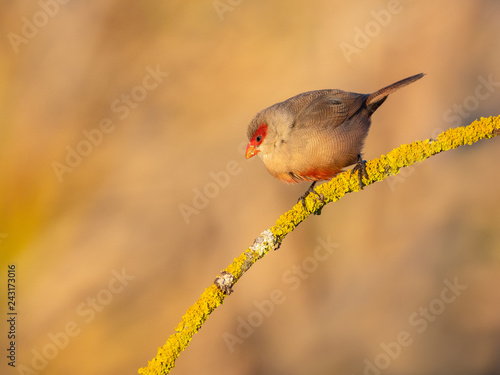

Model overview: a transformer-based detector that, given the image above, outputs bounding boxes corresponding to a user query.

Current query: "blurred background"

[1,1,500,374]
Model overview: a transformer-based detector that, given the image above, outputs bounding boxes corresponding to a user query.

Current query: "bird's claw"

[298,182,325,213]
[351,154,369,189]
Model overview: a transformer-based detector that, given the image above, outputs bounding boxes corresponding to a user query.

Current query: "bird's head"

[245,105,294,159]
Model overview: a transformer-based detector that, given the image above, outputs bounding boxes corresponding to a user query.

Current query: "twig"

[138,115,500,375]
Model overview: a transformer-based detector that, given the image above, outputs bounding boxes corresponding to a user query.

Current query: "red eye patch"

[250,123,267,145]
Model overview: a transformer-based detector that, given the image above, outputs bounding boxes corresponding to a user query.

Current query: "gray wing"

[291,90,368,129]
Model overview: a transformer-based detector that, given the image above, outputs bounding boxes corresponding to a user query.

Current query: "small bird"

[245,73,424,204]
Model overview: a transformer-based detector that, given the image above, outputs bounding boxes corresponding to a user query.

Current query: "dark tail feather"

[366,73,424,114]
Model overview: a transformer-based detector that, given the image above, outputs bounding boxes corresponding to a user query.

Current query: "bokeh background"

[2,1,500,374]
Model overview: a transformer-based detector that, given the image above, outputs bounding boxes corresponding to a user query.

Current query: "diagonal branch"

[138,115,500,375]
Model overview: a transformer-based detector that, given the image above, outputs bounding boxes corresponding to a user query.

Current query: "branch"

[138,115,500,375]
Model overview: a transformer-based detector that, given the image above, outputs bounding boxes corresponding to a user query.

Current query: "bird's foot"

[298,181,324,213]
[351,154,369,189]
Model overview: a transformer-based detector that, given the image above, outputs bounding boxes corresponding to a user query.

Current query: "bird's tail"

[366,73,424,113]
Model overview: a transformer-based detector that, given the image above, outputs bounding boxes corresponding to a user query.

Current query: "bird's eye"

[256,135,262,143]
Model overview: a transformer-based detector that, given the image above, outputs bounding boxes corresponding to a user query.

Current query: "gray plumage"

[246,73,424,183]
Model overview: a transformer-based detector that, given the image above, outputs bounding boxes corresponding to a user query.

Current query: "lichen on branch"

[139,115,499,375]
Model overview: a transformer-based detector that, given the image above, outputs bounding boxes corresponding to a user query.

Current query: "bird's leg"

[351,154,369,189]
[298,181,325,209]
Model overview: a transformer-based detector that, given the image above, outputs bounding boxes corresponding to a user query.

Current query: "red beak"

[245,144,259,159]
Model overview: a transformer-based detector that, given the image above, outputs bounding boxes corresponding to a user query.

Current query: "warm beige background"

[1,1,500,374]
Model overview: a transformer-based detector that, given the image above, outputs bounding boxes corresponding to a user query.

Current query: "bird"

[245,73,424,206]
